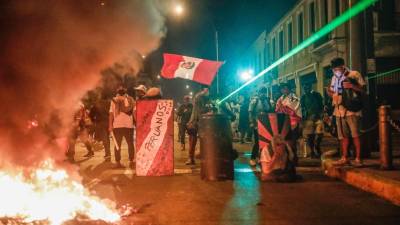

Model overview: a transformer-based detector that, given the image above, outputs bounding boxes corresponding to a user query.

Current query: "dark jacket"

[300,91,323,119]
[249,96,273,126]
[177,103,193,125]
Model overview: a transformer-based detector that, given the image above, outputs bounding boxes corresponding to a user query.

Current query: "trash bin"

[199,114,234,181]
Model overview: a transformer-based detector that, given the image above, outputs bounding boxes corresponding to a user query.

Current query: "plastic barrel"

[199,114,234,181]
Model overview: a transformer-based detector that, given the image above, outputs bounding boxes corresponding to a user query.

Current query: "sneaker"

[249,159,257,167]
[104,154,111,159]
[113,162,125,169]
[352,159,364,168]
[185,159,195,165]
[332,158,350,166]
[84,152,94,157]
[180,144,185,151]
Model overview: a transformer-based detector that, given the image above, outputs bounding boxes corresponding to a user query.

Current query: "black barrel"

[199,114,234,181]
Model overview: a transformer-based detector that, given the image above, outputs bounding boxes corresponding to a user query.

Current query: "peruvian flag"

[161,53,223,85]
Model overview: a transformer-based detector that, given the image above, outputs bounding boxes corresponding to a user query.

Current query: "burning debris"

[0,0,166,224]
[0,161,120,225]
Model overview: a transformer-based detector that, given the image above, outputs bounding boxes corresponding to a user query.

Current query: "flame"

[0,160,120,225]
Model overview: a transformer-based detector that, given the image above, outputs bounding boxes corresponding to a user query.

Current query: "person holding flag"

[161,53,223,165]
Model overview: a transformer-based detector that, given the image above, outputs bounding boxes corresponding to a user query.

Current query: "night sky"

[146,0,298,103]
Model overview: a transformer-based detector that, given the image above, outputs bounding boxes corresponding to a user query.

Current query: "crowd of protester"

[66,84,161,168]
[68,57,365,180]
[175,57,365,181]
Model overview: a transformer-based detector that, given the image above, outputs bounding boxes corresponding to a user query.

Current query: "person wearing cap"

[109,86,135,168]
[177,95,193,151]
[134,84,147,100]
[248,87,273,166]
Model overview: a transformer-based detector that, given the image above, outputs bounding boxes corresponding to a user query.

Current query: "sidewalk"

[322,148,400,206]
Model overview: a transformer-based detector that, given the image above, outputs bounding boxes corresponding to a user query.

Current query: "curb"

[322,159,400,206]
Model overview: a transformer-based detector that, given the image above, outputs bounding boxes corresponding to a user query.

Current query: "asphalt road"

[74,134,400,225]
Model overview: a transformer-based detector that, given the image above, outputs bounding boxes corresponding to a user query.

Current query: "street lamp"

[240,69,254,81]
[170,3,220,94]
[174,3,184,16]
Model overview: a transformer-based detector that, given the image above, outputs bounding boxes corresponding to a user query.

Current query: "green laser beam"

[218,0,378,104]
[367,67,400,80]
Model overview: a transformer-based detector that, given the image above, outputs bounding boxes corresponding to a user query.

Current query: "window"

[309,2,316,33]
[259,52,263,72]
[322,0,329,25]
[287,22,293,50]
[272,37,276,61]
[335,0,341,18]
[265,42,269,66]
[297,12,304,44]
[254,56,257,72]
[278,30,284,57]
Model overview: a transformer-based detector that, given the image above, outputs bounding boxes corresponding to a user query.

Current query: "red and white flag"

[161,53,223,85]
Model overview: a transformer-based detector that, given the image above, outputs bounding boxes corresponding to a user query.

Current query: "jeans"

[112,128,134,162]
[251,128,259,160]
[94,124,110,156]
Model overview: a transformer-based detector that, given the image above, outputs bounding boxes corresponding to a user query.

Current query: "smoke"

[0,0,166,167]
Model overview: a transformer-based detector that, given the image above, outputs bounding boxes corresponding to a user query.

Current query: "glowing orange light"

[0,160,120,225]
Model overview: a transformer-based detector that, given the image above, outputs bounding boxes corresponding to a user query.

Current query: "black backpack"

[341,75,363,112]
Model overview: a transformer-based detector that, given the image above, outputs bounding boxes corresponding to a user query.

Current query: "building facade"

[240,0,400,107]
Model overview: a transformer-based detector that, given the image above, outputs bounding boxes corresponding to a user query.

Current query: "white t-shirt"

[109,96,134,129]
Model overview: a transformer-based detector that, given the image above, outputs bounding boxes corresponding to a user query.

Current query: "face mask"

[334,70,343,77]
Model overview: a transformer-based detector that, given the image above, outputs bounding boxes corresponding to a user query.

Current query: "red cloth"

[161,53,223,85]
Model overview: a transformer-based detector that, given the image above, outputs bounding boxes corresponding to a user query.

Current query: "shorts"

[302,119,324,136]
[335,115,361,140]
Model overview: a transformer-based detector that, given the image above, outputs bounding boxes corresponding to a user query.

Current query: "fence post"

[378,105,393,170]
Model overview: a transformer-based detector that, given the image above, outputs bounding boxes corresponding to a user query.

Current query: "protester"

[275,83,302,163]
[276,83,302,129]
[238,95,251,144]
[144,87,162,99]
[300,84,324,158]
[89,95,111,160]
[248,87,273,166]
[66,103,94,162]
[109,86,135,168]
[230,100,240,141]
[177,95,193,151]
[327,57,365,167]
[219,99,237,137]
[259,135,297,182]
[134,84,147,100]
[186,86,211,165]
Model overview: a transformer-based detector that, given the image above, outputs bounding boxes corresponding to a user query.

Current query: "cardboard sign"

[136,100,174,176]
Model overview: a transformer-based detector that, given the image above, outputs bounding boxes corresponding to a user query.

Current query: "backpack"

[341,76,363,112]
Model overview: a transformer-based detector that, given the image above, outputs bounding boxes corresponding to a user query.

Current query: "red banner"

[136,100,174,176]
